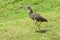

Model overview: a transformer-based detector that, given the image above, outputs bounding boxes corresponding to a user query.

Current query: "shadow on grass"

[36,30,48,33]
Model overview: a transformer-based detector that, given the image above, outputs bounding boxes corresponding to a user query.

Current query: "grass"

[0,0,60,40]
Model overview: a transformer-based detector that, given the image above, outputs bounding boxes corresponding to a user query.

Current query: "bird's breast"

[29,14,35,20]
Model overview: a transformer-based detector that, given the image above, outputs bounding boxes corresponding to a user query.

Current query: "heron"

[20,6,47,32]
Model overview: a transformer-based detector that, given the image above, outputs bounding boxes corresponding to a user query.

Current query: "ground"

[0,0,60,40]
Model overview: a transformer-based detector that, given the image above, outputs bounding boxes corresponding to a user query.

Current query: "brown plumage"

[29,13,47,22]
[20,6,47,31]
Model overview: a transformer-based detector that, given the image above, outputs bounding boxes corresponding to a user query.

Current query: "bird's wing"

[33,13,43,18]
[33,13,47,22]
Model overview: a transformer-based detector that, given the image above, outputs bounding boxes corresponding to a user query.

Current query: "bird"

[20,6,47,32]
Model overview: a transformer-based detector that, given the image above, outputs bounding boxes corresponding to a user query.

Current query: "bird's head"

[18,6,33,13]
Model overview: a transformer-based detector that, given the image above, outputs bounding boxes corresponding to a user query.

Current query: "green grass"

[0,0,60,40]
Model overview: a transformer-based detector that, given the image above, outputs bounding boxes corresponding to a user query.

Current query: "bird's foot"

[35,30,48,33]
[35,30,41,32]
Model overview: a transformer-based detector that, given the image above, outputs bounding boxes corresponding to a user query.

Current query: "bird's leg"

[38,22,42,31]
[34,20,38,31]
[34,21,41,31]
[33,18,37,31]
[34,18,40,31]
[37,23,41,31]
[35,21,39,31]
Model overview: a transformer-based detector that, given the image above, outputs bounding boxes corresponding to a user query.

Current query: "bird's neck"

[27,8,33,14]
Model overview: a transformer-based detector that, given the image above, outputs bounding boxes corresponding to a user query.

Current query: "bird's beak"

[20,6,27,8]
[16,6,26,10]
[19,6,24,8]
[18,7,24,9]
[16,6,24,10]
[20,6,27,10]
